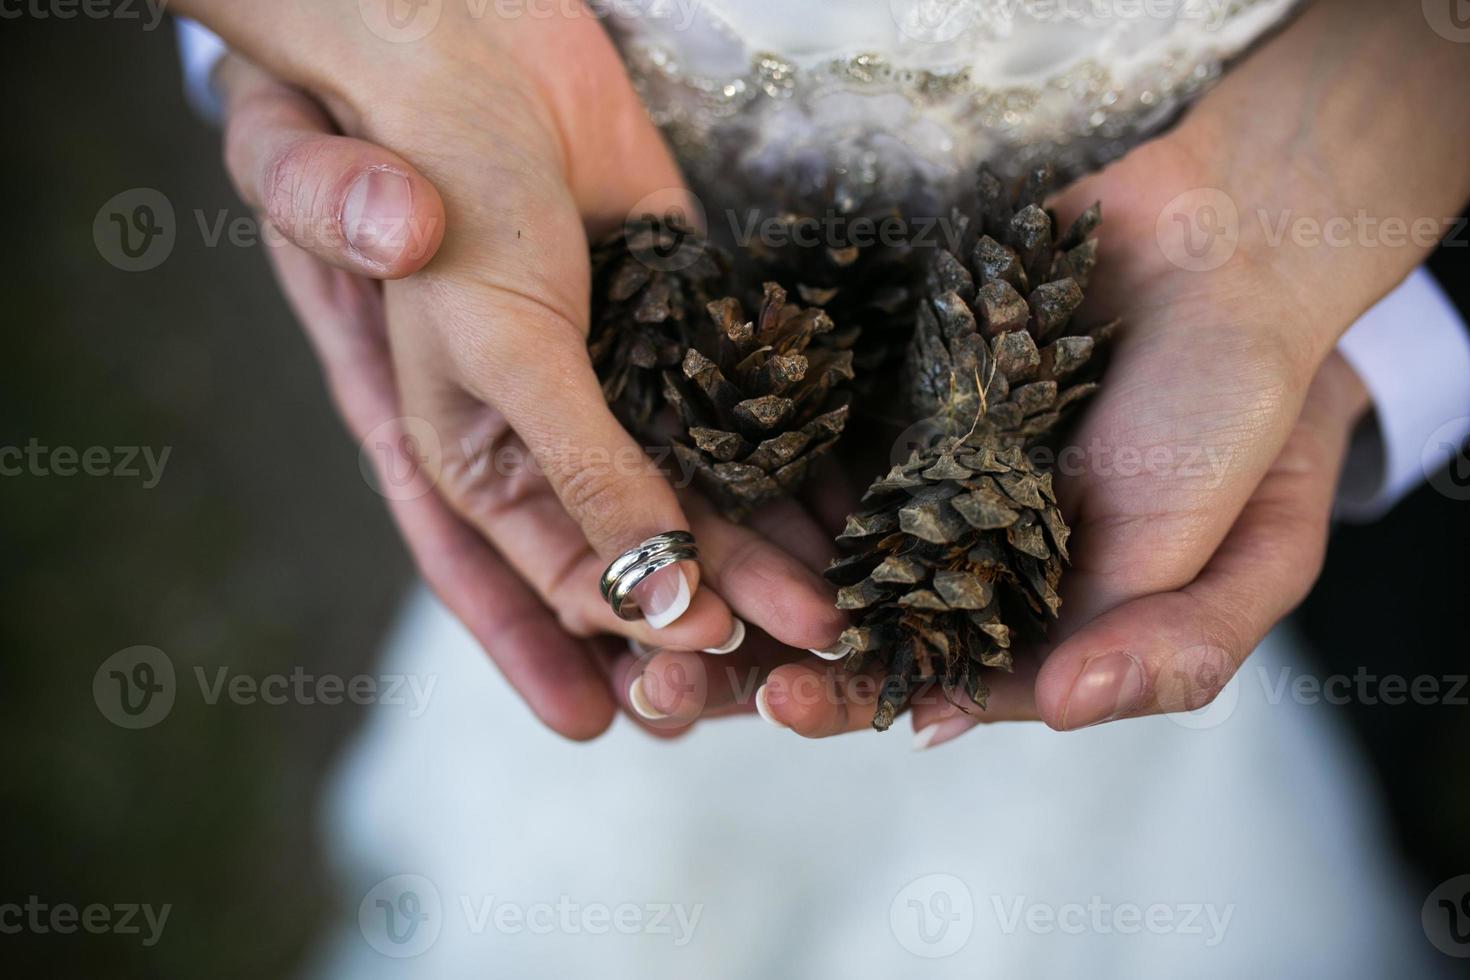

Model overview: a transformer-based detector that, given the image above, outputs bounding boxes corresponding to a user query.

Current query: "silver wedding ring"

[599,531,700,621]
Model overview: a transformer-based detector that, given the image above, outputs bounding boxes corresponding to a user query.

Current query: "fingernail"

[342,169,412,268]
[808,640,849,661]
[913,716,976,751]
[628,675,669,721]
[635,565,692,630]
[702,618,745,655]
[755,683,787,729]
[1062,652,1146,730]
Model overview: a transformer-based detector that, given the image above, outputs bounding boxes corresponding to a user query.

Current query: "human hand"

[213,53,626,738]
[741,135,1371,740]
[192,7,848,736]
[753,0,1470,741]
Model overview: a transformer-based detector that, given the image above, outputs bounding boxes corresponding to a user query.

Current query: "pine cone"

[748,203,920,384]
[827,166,1115,731]
[826,439,1067,731]
[908,166,1114,443]
[588,215,731,433]
[664,283,855,519]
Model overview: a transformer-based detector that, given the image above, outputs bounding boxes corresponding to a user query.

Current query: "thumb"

[216,55,446,279]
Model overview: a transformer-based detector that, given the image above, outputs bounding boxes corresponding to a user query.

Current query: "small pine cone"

[908,165,1115,445]
[588,215,732,434]
[748,203,919,381]
[664,283,855,519]
[825,439,1069,731]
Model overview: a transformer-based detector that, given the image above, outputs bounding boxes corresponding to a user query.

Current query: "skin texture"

[188,0,1470,742]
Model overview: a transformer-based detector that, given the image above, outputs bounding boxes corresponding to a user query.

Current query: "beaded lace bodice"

[606,0,1299,216]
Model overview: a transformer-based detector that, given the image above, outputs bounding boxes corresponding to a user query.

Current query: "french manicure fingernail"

[628,675,669,721]
[635,565,692,630]
[343,169,412,267]
[808,641,849,661]
[702,618,745,655]
[913,716,977,751]
[1062,652,1146,730]
[755,683,787,729]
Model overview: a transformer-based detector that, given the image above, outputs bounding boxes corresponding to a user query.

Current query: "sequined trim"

[614,0,1296,212]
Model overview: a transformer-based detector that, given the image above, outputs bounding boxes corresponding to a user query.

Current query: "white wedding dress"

[255,3,1456,976]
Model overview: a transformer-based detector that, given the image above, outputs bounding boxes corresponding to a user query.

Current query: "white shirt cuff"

[1335,267,1470,521]
[175,18,228,123]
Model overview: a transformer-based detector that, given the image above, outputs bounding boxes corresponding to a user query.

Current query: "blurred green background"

[3,9,1468,980]
[1,11,410,978]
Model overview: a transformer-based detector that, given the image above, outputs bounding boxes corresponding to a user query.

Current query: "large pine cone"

[663,283,855,519]
[908,166,1113,444]
[588,215,731,434]
[829,166,1115,731]
[825,438,1068,731]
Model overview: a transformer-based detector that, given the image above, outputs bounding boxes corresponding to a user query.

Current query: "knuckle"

[552,604,596,640]
[261,137,335,233]
[1196,607,1251,675]
[555,464,632,546]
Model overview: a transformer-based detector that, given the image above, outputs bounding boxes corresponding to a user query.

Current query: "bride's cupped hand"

[762,0,1470,742]
[757,135,1374,742]
[190,3,847,740]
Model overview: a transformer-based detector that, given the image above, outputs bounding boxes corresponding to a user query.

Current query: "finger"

[690,496,848,653]
[265,241,615,740]
[216,55,445,279]
[442,305,735,645]
[908,664,1040,750]
[619,639,795,728]
[391,362,738,652]
[605,645,695,740]
[1035,354,1370,730]
[756,661,886,738]
[799,455,863,539]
